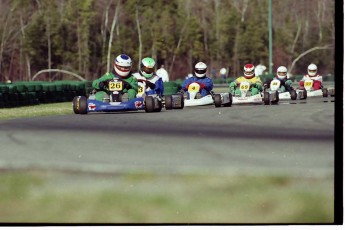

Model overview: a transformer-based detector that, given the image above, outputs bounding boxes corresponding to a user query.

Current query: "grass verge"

[0,102,72,120]
[0,170,333,223]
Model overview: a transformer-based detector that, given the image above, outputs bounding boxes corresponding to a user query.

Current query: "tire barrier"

[0,80,182,108]
[0,80,88,108]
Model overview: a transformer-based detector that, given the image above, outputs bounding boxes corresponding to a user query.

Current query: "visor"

[142,66,154,74]
[308,70,316,73]
[115,64,131,72]
[195,69,206,75]
[277,72,286,76]
[244,71,254,76]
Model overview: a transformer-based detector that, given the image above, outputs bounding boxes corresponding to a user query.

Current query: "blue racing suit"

[181,75,213,97]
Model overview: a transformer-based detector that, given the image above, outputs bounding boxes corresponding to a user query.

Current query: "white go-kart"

[303,79,328,97]
[184,82,232,107]
[232,81,277,105]
[266,79,306,100]
[136,78,184,110]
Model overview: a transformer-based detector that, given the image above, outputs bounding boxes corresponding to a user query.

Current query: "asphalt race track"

[0,96,336,179]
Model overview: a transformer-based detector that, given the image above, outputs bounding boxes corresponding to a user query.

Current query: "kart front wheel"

[224,93,232,107]
[73,96,88,114]
[329,89,335,97]
[165,95,173,110]
[290,90,297,100]
[153,98,163,112]
[214,94,222,107]
[300,89,307,100]
[145,96,155,112]
[322,88,328,97]
[177,94,184,109]
[263,92,270,105]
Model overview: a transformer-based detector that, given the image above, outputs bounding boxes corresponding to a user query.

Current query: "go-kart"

[183,82,232,107]
[302,79,328,97]
[265,79,306,101]
[232,81,278,105]
[136,78,184,110]
[72,79,161,114]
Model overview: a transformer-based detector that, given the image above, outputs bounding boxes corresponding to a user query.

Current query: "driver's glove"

[99,82,105,89]
[123,81,131,90]
[146,81,156,89]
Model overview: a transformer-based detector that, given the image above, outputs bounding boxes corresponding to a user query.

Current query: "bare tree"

[107,0,120,73]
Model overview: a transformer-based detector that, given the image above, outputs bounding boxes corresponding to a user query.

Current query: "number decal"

[272,82,278,85]
[108,81,123,91]
[240,84,249,90]
[304,81,312,87]
[138,86,143,93]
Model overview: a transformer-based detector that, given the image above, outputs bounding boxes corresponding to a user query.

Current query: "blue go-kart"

[72,79,162,114]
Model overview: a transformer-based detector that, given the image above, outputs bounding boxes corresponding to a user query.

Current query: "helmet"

[276,66,288,80]
[243,64,255,79]
[194,62,207,78]
[220,68,227,75]
[140,57,156,79]
[307,63,317,77]
[114,54,132,77]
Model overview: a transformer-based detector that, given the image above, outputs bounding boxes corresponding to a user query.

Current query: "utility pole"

[268,0,273,74]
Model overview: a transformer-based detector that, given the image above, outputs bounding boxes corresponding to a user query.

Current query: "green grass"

[0,170,334,223]
[0,102,72,120]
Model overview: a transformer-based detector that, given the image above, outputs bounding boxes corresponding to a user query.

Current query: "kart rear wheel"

[214,94,222,107]
[290,90,297,100]
[164,95,173,110]
[263,92,270,105]
[145,96,155,112]
[73,96,87,114]
[322,88,328,97]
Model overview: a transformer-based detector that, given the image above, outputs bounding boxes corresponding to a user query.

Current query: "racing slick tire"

[322,88,328,97]
[271,91,279,105]
[73,96,88,114]
[329,89,335,97]
[263,92,270,105]
[176,94,184,109]
[153,98,163,112]
[145,96,155,113]
[224,93,232,107]
[214,94,222,107]
[164,95,173,110]
[290,90,297,100]
[300,89,307,100]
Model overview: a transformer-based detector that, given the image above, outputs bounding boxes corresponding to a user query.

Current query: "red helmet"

[244,64,255,79]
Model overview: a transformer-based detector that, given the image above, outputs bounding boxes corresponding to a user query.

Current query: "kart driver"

[92,54,138,101]
[229,63,263,96]
[299,63,323,90]
[181,62,213,99]
[263,66,293,92]
[133,57,164,97]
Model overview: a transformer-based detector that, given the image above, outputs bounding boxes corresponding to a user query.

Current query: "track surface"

[0,97,335,178]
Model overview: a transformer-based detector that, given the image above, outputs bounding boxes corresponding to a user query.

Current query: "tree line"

[0,0,335,82]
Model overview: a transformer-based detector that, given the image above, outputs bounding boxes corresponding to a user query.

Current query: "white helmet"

[194,62,207,78]
[114,54,132,77]
[220,68,227,75]
[243,64,255,78]
[276,66,287,80]
[307,63,317,77]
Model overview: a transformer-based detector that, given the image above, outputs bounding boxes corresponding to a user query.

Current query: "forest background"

[0,0,336,82]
